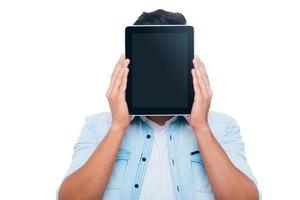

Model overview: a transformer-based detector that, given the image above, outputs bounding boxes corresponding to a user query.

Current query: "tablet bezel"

[125,25,194,116]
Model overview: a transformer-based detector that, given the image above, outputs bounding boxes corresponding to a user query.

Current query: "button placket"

[131,124,154,200]
[167,121,184,199]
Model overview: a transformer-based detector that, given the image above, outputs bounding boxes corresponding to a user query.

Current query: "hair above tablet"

[133,9,187,25]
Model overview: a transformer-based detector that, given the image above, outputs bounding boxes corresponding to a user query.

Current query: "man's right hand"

[106,54,131,132]
[59,54,132,200]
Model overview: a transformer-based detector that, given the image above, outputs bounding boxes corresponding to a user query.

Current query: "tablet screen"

[131,33,188,108]
[125,25,194,115]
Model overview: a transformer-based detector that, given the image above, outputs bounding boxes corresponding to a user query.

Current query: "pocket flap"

[190,151,204,164]
[116,149,131,160]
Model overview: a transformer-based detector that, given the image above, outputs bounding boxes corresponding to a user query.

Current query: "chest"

[102,122,218,200]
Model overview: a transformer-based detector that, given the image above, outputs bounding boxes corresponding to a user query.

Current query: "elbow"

[58,178,102,200]
[238,180,260,200]
[218,188,259,200]
[245,178,259,200]
[216,180,259,200]
[58,179,80,200]
[249,184,259,200]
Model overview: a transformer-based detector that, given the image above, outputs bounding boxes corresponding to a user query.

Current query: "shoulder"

[208,110,237,125]
[207,111,240,141]
[82,111,113,142]
[84,111,112,125]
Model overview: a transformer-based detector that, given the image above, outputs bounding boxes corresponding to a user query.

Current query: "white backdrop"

[0,0,299,199]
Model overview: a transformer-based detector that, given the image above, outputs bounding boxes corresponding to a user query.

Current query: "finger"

[119,62,130,97]
[194,56,211,95]
[196,56,211,88]
[198,57,210,86]
[107,54,125,95]
[196,57,213,96]
[187,115,191,124]
[193,57,208,95]
[112,58,130,96]
[191,68,201,101]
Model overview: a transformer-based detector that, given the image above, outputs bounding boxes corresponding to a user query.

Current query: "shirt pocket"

[190,151,212,193]
[107,149,131,189]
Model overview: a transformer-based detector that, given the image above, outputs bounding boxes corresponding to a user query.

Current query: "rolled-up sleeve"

[57,118,97,198]
[65,119,98,177]
[221,118,261,198]
[56,113,110,199]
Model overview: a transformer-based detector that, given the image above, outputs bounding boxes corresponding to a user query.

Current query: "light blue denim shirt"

[61,111,260,200]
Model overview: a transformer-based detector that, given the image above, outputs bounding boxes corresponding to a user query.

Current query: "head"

[133,9,186,25]
[133,9,186,125]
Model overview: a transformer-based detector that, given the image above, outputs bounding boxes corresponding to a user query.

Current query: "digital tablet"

[125,25,194,116]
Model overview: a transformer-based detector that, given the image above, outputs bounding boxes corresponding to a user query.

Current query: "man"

[58,9,260,200]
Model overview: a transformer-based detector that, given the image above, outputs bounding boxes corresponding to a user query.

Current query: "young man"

[58,9,259,200]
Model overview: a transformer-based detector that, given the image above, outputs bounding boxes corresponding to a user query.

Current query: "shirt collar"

[130,115,190,125]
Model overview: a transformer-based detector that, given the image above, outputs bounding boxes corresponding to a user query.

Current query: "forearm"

[194,125,259,200]
[59,126,126,200]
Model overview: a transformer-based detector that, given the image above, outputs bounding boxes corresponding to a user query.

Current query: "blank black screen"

[131,33,188,108]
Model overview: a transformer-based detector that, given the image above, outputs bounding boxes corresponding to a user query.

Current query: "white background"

[0,0,299,199]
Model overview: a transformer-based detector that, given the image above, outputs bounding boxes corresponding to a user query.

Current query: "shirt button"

[142,157,146,162]
[134,184,139,188]
[146,134,151,139]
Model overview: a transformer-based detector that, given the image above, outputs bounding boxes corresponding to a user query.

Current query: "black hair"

[133,9,186,25]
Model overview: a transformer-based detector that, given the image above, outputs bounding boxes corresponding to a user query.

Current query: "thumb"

[186,115,191,124]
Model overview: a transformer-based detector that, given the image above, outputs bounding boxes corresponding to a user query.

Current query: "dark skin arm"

[58,55,132,200]
[188,56,259,200]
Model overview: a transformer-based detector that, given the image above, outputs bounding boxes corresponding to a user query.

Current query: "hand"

[188,55,213,132]
[106,54,131,131]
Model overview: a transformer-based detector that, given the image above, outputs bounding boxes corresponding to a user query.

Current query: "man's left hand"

[188,55,213,132]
